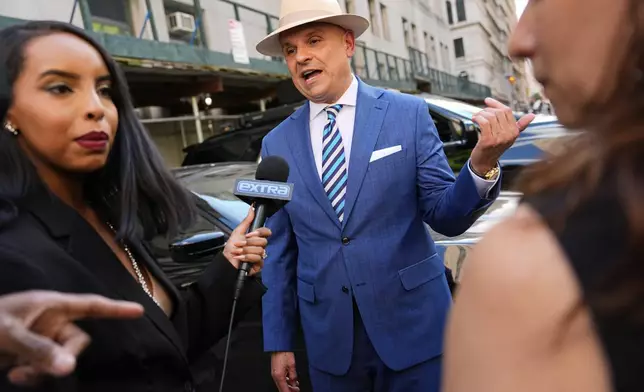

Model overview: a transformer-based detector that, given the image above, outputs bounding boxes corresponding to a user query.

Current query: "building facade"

[1,0,495,167]
[446,0,528,109]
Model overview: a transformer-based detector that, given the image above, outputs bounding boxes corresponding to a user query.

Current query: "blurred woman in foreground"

[443,0,644,391]
[0,21,269,391]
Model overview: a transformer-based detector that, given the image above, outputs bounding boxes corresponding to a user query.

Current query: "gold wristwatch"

[472,162,500,180]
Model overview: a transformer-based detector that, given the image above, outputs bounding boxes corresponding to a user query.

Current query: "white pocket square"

[370,145,402,163]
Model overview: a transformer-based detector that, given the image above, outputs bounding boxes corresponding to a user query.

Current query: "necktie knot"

[325,104,343,121]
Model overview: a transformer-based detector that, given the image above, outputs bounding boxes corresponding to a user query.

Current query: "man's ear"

[343,30,356,57]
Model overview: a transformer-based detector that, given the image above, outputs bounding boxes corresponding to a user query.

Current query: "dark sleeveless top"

[525,182,643,392]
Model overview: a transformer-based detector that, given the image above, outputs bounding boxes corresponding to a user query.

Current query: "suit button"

[342,237,350,245]
[342,286,349,293]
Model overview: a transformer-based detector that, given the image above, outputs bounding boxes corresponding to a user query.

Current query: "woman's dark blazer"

[0,189,266,392]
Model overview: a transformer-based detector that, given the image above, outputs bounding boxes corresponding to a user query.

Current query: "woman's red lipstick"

[75,131,108,151]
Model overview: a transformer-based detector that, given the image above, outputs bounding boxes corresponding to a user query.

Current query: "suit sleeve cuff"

[467,159,500,199]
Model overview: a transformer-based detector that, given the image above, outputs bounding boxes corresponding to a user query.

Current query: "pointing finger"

[44,294,144,322]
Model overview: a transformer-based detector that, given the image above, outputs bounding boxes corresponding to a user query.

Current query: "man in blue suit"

[255,0,535,390]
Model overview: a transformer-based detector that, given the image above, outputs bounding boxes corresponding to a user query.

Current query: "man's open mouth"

[302,69,322,81]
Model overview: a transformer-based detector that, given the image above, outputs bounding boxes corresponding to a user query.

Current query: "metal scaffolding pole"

[144,0,159,40]
[191,96,204,143]
[78,0,93,31]
[193,0,208,47]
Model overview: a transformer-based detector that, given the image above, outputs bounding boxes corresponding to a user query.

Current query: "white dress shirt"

[308,75,498,198]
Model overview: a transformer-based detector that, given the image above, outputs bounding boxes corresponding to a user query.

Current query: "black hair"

[0,20,196,241]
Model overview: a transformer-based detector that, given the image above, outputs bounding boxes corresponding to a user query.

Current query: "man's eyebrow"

[282,29,326,46]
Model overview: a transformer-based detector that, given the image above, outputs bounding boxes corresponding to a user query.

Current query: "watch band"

[470,161,500,180]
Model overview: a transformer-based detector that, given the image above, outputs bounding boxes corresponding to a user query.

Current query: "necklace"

[106,222,161,307]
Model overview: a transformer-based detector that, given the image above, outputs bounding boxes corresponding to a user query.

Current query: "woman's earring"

[4,122,18,136]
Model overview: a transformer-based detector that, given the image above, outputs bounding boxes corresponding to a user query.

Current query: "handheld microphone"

[219,156,292,392]
[232,155,293,300]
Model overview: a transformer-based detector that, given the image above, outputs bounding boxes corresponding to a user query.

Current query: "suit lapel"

[287,105,342,228]
[23,190,188,360]
[343,81,389,226]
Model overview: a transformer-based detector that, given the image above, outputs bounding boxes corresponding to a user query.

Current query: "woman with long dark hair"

[0,20,269,391]
[443,0,644,391]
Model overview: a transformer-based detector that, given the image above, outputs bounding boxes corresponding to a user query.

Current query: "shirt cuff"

[467,159,500,199]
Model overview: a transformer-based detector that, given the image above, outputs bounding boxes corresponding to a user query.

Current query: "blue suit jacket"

[261,81,499,375]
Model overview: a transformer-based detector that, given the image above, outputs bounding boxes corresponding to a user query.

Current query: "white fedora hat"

[256,0,370,57]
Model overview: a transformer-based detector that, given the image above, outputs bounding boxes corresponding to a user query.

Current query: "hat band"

[279,9,340,28]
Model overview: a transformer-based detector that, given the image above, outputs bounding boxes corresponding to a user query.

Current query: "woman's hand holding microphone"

[223,206,272,276]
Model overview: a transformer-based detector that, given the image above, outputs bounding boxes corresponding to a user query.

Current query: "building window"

[454,38,465,58]
[441,42,451,71]
[380,4,390,40]
[445,1,454,25]
[456,0,466,22]
[411,23,418,48]
[402,18,410,47]
[368,0,380,36]
[87,0,132,35]
[430,36,437,66]
[345,0,356,13]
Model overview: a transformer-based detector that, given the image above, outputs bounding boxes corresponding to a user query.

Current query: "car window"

[429,109,457,143]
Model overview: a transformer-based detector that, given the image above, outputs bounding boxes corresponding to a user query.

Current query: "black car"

[180,95,484,168]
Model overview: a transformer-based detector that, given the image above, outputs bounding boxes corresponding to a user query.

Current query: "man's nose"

[295,47,313,64]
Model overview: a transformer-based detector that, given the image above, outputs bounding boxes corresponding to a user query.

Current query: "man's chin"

[300,87,331,104]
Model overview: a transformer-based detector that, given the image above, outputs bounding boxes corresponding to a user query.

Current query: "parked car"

[419,93,577,185]
[151,161,523,391]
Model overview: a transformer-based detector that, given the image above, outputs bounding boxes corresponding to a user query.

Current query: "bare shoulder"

[456,204,582,321]
[444,201,611,392]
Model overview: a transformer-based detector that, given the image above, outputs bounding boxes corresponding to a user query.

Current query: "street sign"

[228,19,250,65]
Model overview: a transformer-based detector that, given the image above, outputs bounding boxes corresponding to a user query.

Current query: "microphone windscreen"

[256,156,289,183]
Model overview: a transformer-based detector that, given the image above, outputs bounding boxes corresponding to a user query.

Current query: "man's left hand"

[469,98,536,175]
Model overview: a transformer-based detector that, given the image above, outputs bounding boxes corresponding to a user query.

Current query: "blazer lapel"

[23,190,188,361]
[286,105,342,228]
[67,219,188,360]
[343,81,389,226]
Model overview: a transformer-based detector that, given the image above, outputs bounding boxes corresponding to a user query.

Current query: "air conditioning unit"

[167,12,195,35]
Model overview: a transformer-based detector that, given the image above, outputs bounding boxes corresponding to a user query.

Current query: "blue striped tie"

[322,104,347,222]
